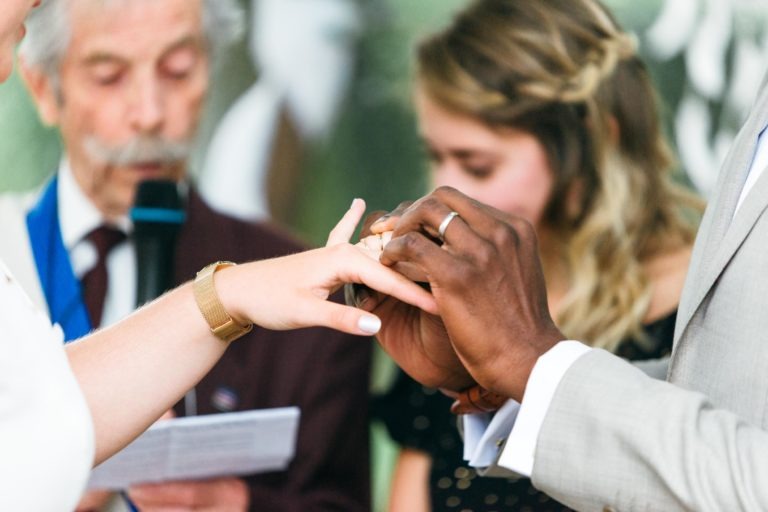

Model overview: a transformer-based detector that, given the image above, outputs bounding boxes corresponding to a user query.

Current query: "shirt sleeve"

[463,341,592,476]
[0,263,95,510]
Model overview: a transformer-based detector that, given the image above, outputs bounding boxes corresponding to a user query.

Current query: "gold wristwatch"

[193,261,253,342]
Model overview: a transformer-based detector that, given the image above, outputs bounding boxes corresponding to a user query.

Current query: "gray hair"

[20,0,244,79]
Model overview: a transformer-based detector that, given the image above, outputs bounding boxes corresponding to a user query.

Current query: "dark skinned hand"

[374,187,565,402]
[352,203,476,392]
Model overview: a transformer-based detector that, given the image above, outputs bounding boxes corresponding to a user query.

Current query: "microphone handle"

[135,236,177,307]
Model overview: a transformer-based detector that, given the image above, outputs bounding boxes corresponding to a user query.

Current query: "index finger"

[389,187,521,251]
[339,245,439,315]
[429,187,519,239]
[360,210,389,238]
[388,192,478,249]
[369,200,414,234]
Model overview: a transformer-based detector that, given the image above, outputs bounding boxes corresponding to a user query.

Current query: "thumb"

[303,299,382,336]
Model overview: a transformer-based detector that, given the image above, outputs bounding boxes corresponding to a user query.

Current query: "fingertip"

[328,199,367,246]
[370,215,394,234]
[350,197,366,212]
[357,314,381,334]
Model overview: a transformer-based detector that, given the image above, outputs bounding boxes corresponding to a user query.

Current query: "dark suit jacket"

[170,189,371,511]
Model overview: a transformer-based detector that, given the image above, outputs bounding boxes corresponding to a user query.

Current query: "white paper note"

[87,407,300,489]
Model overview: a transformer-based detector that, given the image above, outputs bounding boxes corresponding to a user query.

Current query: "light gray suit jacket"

[529,75,768,511]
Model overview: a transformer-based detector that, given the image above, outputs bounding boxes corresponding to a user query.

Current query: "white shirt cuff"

[498,340,592,476]
[464,400,520,467]
[461,341,591,473]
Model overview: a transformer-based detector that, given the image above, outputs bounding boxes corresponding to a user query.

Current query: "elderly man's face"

[40,0,208,218]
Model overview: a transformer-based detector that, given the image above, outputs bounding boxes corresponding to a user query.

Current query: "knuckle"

[441,257,474,288]
[332,306,355,330]
[332,242,357,261]
[329,242,348,256]
[512,217,535,238]
[433,185,458,199]
[496,217,538,254]
[474,240,497,269]
[395,200,413,212]
[492,222,519,249]
[399,232,424,254]
[418,195,442,212]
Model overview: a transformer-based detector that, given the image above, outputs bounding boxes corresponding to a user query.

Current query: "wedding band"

[438,211,460,240]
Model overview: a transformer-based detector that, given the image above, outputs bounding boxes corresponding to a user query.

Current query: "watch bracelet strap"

[193,261,253,343]
[450,385,508,415]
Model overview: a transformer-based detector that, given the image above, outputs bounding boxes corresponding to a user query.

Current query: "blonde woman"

[375,0,704,510]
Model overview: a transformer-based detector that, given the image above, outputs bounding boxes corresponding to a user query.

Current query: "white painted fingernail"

[358,315,381,334]
[350,198,361,209]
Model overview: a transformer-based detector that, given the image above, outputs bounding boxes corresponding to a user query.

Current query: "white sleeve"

[463,341,592,475]
[0,263,95,510]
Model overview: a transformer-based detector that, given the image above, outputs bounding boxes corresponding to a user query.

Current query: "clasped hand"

[357,187,565,402]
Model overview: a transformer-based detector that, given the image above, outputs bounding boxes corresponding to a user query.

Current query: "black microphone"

[130,180,186,307]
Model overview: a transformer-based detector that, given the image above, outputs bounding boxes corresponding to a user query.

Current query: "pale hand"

[128,477,249,511]
[217,199,438,337]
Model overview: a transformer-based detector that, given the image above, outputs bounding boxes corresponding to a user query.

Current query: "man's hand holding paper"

[129,477,250,511]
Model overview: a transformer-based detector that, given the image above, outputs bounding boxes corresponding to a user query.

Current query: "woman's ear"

[18,57,61,127]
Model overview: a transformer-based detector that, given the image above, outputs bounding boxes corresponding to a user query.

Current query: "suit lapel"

[673,82,768,349]
[710,161,768,270]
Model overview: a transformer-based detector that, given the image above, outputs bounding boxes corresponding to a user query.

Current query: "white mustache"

[83,136,191,166]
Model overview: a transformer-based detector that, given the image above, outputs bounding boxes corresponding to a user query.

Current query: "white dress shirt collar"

[734,124,768,216]
[57,159,131,252]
